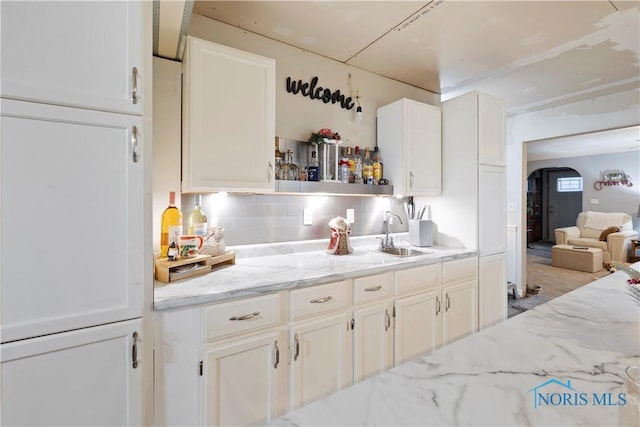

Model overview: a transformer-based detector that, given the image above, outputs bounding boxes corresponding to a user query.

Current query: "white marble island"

[270,266,640,427]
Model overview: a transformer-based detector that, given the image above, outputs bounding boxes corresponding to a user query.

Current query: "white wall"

[527,151,640,229]
[506,88,640,296]
[188,14,438,147]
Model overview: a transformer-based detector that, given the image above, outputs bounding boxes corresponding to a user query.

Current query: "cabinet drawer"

[394,264,440,296]
[442,257,478,284]
[203,293,282,341]
[290,280,351,320]
[353,272,392,305]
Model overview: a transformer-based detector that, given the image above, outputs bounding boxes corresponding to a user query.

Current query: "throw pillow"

[599,226,620,241]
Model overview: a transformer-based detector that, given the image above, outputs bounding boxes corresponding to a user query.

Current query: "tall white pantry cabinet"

[1,2,152,425]
[433,91,507,329]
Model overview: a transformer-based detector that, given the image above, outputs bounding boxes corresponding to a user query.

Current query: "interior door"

[547,169,582,241]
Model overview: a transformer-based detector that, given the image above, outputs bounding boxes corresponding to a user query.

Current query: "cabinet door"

[203,330,286,426]
[0,1,144,115]
[1,319,142,426]
[442,280,478,345]
[289,313,351,410]
[479,254,507,329]
[479,165,506,255]
[352,302,393,383]
[1,100,142,343]
[478,93,506,166]
[406,100,442,196]
[182,36,275,193]
[393,290,441,366]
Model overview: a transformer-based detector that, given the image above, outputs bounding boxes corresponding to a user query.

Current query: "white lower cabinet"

[1,319,142,426]
[393,257,478,366]
[156,258,481,426]
[479,253,507,329]
[203,330,287,426]
[393,290,441,366]
[289,313,352,410]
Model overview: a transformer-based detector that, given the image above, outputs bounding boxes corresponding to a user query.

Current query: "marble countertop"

[270,265,640,427]
[153,234,477,310]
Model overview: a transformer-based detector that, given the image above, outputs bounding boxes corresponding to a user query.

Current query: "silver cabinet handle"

[293,333,300,361]
[436,296,441,315]
[310,296,333,304]
[131,331,139,369]
[409,171,414,188]
[267,161,273,183]
[131,67,138,104]
[364,285,382,292]
[131,126,139,163]
[273,340,279,369]
[445,294,451,311]
[229,311,260,321]
[385,309,391,331]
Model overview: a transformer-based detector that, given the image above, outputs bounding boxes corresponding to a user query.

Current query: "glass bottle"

[274,139,283,180]
[372,146,383,184]
[283,150,299,181]
[339,159,350,183]
[353,146,363,184]
[188,194,208,236]
[160,191,183,258]
[362,147,374,185]
[345,146,356,183]
[307,147,320,181]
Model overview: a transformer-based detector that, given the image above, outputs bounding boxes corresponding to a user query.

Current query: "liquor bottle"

[160,191,183,258]
[372,146,383,184]
[307,148,320,181]
[274,139,283,180]
[345,146,356,183]
[188,194,208,236]
[362,147,374,185]
[353,146,363,184]
[339,158,350,183]
[282,150,299,181]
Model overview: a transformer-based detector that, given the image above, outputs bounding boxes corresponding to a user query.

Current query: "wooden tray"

[155,252,236,283]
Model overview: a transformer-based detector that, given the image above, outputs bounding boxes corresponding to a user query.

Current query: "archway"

[527,167,582,247]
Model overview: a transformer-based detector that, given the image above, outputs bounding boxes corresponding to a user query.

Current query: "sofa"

[554,211,638,263]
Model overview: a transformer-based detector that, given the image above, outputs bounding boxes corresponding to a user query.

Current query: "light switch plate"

[346,209,355,223]
[591,198,599,205]
[303,208,312,225]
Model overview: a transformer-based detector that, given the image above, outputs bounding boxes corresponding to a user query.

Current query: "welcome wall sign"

[285,76,355,110]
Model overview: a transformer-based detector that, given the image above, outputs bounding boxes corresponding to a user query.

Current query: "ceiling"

[154,0,640,158]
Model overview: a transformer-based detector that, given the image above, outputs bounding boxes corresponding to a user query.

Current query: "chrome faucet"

[378,211,403,250]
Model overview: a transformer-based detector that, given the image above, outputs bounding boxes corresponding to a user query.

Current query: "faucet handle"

[376,236,384,249]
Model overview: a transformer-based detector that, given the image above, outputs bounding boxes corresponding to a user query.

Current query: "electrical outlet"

[591,198,599,205]
[303,208,312,225]
[346,209,355,223]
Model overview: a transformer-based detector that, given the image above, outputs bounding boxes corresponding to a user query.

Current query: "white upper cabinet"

[377,98,442,196]
[1,100,143,343]
[182,36,276,193]
[477,92,506,166]
[0,1,144,115]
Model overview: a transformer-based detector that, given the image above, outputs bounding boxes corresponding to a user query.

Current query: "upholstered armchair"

[554,211,638,263]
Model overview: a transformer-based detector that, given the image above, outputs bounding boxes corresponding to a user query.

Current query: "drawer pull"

[436,296,441,315]
[385,309,391,331]
[445,294,451,311]
[310,296,333,304]
[364,285,382,292]
[229,311,260,321]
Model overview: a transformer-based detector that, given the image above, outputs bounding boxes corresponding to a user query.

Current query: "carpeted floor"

[508,242,611,317]
[526,245,610,299]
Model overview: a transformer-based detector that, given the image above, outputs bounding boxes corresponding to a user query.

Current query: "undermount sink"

[377,247,430,257]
